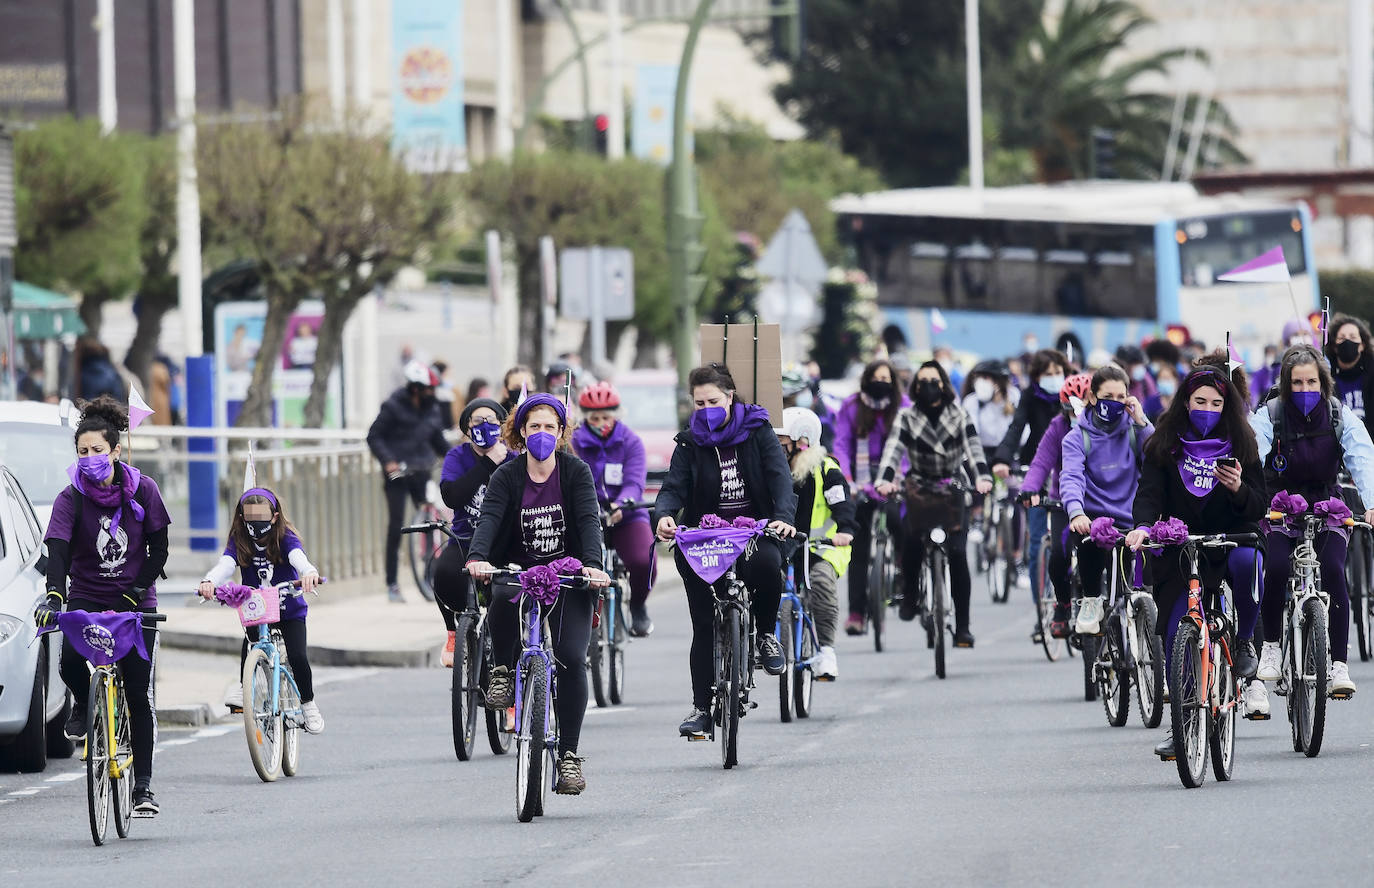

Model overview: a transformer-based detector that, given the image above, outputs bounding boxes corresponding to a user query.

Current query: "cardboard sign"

[699,323,784,426]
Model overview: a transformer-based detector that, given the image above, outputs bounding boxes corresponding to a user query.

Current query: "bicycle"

[587,500,650,708]
[486,566,590,823]
[777,533,823,722]
[406,475,453,603]
[861,490,901,653]
[908,479,969,680]
[977,479,1017,605]
[1340,480,1373,662]
[1266,507,1370,758]
[1142,529,1259,788]
[401,521,510,761]
[1020,493,1072,664]
[41,610,166,846]
[1082,538,1165,728]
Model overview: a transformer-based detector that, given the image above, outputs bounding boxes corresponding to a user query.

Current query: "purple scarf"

[1176,437,1231,499]
[51,610,150,666]
[66,460,147,541]
[676,520,765,583]
[690,402,773,447]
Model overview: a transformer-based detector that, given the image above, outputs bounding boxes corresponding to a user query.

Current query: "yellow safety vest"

[809,456,852,576]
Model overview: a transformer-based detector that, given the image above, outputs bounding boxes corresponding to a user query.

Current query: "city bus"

[831,182,1318,360]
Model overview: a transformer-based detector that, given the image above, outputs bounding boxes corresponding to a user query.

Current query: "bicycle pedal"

[227,705,243,714]
[1244,711,1271,721]
[815,675,836,683]
[1329,690,1355,701]
[1156,751,1177,762]
[684,731,710,742]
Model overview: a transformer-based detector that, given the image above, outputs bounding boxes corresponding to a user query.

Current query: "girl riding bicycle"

[465,394,610,795]
[832,358,909,635]
[653,364,798,739]
[1055,365,1152,638]
[875,361,994,648]
[36,396,172,817]
[1126,361,1266,760]
[572,381,657,637]
[1248,344,1374,700]
[197,489,324,733]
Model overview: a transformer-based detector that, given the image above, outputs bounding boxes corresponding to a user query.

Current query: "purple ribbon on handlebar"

[1088,516,1122,548]
[1314,497,1352,529]
[1147,517,1189,550]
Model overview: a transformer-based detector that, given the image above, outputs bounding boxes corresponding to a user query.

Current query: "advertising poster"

[632,64,684,165]
[392,0,467,172]
[214,301,343,429]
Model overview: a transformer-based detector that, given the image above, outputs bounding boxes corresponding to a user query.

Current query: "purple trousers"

[605,517,657,605]
[1263,529,1350,662]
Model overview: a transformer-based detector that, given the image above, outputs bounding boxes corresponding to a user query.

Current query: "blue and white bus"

[832,181,1318,359]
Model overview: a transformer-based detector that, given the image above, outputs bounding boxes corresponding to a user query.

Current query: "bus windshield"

[1178,210,1307,287]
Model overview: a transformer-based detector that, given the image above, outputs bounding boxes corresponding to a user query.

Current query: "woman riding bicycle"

[1126,361,1265,760]
[1248,344,1374,700]
[572,381,657,637]
[1054,365,1152,638]
[464,394,610,795]
[832,358,909,635]
[653,364,798,739]
[35,396,172,816]
[875,361,994,648]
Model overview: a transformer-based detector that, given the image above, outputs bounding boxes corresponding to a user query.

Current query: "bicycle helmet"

[403,360,441,387]
[970,359,1010,379]
[781,407,823,448]
[458,397,507,432]
[781,364,810,398]
[1059,372,1092,405]
[578,381,621,410]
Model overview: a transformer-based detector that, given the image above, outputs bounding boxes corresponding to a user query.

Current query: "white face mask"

[1069,396,1085,418]
[973,378,995,402]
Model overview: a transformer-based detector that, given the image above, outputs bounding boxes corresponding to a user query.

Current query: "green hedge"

[1320,270,1374,323]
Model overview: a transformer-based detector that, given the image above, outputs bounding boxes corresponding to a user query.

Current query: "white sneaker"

[1330,661,1357,698]
[813,646,838,681]
[1242,680,1270,719]
[224,683,243,710]
[1256,641,1282,681]
[1015,569,1031,589]
[302,700,325,734]
[1074,597,1105,636]
[968,527,985,546]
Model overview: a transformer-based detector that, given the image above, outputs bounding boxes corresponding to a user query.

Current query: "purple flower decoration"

[520,564,562,606]
[699,514,730,529]
[549,556,583,576]
[1314,497,1352,529]
[1269,491,1309,517]
[214,583,255,608]
[732,516,764,530]
[1089,516,1122,549]
[1149,517,1189,547]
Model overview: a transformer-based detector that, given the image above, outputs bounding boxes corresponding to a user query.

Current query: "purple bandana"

[53,610,149,666]
[66,460,147,543]
[1177,437,1231,498]
[676,522,765,583]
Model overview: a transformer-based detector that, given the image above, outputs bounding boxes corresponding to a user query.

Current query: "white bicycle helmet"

[781,407,822,447]
[403,360,441,387]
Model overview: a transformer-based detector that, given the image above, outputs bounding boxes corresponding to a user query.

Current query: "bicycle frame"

[249,621,306,730]
[780,552,821,670]
[512,595,556,749]
[1277,514,1332,696]
[86,666,130,780]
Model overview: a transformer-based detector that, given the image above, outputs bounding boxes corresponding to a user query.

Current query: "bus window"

[1178,210,1306,286]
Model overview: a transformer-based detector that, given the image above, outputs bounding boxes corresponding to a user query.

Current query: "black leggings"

[848,497,902,617]
[488,583,594,756]
[384,472,430,585]
[1052,530,1108,604]
[902,532,973,632]
[239,619,314,702]
[432,540,474,631]
[675,538,784,710]
[59,601,158,785]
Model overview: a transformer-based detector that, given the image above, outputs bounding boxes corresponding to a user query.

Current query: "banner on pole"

[392,0,467,172]
[632,64,683,165]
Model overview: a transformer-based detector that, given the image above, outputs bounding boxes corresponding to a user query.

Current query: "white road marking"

[157,738,196,748]
[315,668,380,687]
[44,772,82,783]
[9,789,43,796]
[584,706,637,716]
[192,726,235,738]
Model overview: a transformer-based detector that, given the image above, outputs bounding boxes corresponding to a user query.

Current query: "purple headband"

[1183,369,1230,400]
[240,487,279,509]
[514,393,568,429]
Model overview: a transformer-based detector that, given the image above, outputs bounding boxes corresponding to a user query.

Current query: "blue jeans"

[1027,505,1048,604]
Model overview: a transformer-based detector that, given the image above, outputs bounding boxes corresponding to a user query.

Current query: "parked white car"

[0,399,79,529]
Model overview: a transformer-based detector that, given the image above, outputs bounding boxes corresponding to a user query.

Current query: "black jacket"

[653,423,798,528]
[1333,357,1374,441]
[467,451,604,570]
[366,388,450,474]
[993,386,1061,467]
[1132,450,1267,542]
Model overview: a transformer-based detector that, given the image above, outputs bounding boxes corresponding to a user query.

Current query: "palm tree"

[996,0,1245,182]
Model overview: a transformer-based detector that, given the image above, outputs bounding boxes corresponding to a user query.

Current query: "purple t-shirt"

[717,446,752,518]
[45,477,172,608]
[1336,375,1366,421]
[520,465,566,565]
[224,530,309,620]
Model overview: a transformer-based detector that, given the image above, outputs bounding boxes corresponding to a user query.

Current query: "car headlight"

[0,613,25,647]
[929,528,947,545]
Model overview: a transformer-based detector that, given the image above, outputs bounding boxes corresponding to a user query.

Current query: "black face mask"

[916,380,943,405]
[862,380,895,401]
[1337,339,1362,364]
[246,520,274,540]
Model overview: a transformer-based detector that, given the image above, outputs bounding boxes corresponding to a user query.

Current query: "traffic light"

[1092,128,1117,179]
[594,114,609,156]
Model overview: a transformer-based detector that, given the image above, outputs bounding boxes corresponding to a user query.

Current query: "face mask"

[1157,379,1177,397]
[1337,339,1362,364]
[916,380,943,405]
[1039,374,1065,395]
[1190,408,1221,436]
[793,389,815,410]
[1291,390,1322,416]
[862,380,894,402]
[593,422,615,438]
[245,519,274,540]
[469,421,501,449]
[699,405,728,429]
[1131,365,1147,381]
[973,379,995,402]
[77,453,112,482]
[1095,398,1127,425]
[1068,397,1085,419]
[1023,338,1039,353]
[526,431,558,461]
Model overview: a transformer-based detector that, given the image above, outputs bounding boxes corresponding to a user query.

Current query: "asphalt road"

[4,572,1374,886]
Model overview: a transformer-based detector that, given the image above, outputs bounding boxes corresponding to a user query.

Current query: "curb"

[159,630,435,668]
[158,703,217,728]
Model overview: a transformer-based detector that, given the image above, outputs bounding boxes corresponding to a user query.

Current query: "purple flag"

[676,523,763,584]
[56,610,149,666]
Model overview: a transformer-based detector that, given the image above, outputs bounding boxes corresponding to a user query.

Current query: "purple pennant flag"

[676,523,764,584]
[56,611,149,666]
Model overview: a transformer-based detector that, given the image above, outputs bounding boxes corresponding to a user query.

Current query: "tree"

[123,134,178,387]
[13,117,146,337]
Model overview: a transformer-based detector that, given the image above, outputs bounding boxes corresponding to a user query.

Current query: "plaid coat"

[877,401,991,486]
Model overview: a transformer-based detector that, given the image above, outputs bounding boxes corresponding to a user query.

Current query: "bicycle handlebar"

[1265,511,1373,532]
[485,568,592,589]
[1137,532,1261,550]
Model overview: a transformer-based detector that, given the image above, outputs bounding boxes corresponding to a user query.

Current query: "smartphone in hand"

[1217,457,1239,470]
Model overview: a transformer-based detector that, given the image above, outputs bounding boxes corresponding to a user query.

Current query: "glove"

[121,586,148,610]
[34,591,63,629]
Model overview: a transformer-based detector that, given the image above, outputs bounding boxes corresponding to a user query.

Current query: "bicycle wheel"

[932,556,947,680]
[482,630,512,756]
[1169,622,1209,788]
[869,530,889,653]
[722,608,743,769]
[608,589,628,705]
[515,663,546,823]
[1081,633,1099,702]
[243,648,283,782]
[1034,538,1065,662]
[1292,598,1329,757]
[588,595,610,708]
[111,679,133,838]
[1132,596,1165,728]
[1099,620,1130,728]
[452,616,479,761]
[85,671,111,846]
[407,507,441,603]
[1352,533,1372,662]
[794,616,815,718]
[280,669,302,777]
[777,599,794,723]
[1210,646,1237,782]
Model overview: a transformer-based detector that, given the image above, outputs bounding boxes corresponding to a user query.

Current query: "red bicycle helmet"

[1060,372,1092,405]
[578,381,621,410]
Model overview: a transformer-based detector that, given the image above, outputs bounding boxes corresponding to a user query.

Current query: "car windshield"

[0,423,71,506]
[617,384,679,430]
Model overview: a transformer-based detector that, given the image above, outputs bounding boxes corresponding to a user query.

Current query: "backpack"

[1265,394,1344,470]
[1078,422,1143,468]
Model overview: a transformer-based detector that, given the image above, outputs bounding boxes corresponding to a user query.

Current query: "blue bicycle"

[777,533,825,722]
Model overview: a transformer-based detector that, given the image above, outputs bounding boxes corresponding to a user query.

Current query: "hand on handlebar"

[197,580,215,600]
[1125,528,1149,551]
[875,481,900,497]
[300,572,320,595]
[656,516,677,541]
[993,463,1010,480]
[466,560,496,582]
[582,566,610,588]
[1070,514,1092,535]
[832,532,853,547]
[606,508,624,527]
[975,478,993,495]
[768,520,798,538]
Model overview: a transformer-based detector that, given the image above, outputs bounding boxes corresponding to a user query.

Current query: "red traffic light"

[594,114,609,132]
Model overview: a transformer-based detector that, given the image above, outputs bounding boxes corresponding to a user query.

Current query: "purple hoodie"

[1060,412,1153,528]
[572,420,648,522]
[1022,413,1071,499]
[832,393,911,484]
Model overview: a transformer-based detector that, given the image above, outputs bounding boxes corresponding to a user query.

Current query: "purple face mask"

[1189,409,1221,437]
[526,431,557,461]
[77,453,112,482]
[691,406,729,437]
[1291,390,1322,416]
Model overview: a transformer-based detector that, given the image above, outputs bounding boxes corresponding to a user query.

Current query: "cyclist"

[1126,363,1266,760]
[367,360,452,603]
[464,393,610,795]
[35,396,172,816]
[433,397,513,666]
[961,359,1019,453]
[1249,344,1374,701]
[1056,365,1152,637]
[653,364,798,738]
[572,381,657,636]
[498,364,536,413]
[875,361,994,648]
[780,407,857,680]
[832,359,908,635]
[1325,314,1374,435]
[197,488,324,733]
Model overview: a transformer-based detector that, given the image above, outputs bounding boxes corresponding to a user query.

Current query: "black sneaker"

[484,666,514,709]
[1050,602,1072,639]
[63,705,86,742]
[1234,639,1259,680]
[628,603,654,638]
[953,629,975,648]
[133,786,159,817]
[899,595,922,622]
[756,633,786,676]
[1153,732,1176,761]
[678,707,711,736]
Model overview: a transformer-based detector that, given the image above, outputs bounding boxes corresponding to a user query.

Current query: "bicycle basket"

[237,586,281,628]
[902,478,966,534]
